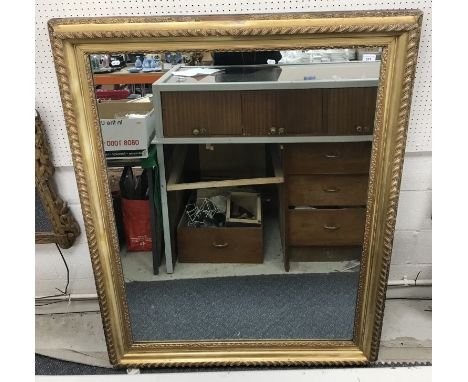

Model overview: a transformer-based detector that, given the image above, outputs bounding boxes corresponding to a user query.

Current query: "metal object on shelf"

[184,197,226,228]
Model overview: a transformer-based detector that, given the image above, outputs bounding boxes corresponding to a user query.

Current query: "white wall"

[35,152,432,296]
[35,0,432,297]
[391,153,432,281]
[35,167,95,296]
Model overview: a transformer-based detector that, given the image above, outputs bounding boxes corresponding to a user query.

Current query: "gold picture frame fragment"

[35,111,80,249]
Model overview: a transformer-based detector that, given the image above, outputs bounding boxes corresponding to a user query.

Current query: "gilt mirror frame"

[35,111,81,248]
[47,10,422,367]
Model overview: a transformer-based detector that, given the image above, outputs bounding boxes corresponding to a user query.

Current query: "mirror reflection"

[91,48,381,342]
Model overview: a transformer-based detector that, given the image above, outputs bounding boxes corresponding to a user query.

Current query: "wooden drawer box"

[285,142,372,175]
[287,174,369,206]
[287,208,366,246]
[177,215,263,263]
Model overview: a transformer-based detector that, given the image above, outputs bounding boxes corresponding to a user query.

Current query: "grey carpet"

[35,354,124,375]
[125,272,360,341]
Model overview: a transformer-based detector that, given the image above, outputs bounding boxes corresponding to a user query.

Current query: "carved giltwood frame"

[48,10,422,367]
[35,111,80,248]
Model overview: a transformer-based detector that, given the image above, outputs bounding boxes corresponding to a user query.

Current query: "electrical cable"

[35,244,70,306]
[35,300,70,307]
[414,270,422,285]
[54,243,69,295]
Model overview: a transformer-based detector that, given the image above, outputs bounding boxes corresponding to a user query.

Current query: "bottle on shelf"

[90,55,100,72]
[134,56,143,69]
[151,56,162,71]
[101,54,110,68]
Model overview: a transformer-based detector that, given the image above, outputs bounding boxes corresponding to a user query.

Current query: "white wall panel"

[36,243,94,279]
[52,167,81,205]
[392,230,432,265]
[35,1,432,296]
[35,0,432,167]
[35,154,432,295]
[400,152,432,191]
[35,243,97,296]
[395,190,432,231]
[388,263,432,281]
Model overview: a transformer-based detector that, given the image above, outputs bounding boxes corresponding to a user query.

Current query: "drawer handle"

[323,224,340,231]
[212,241,229,248]
[323,186,340,193]
[355,125,363,133]
[192,128,207,136]
[325,153,341,159]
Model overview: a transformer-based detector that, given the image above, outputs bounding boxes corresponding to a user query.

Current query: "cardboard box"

[98,98,156,159]
[226,192,262,226]
[356,47,382,61]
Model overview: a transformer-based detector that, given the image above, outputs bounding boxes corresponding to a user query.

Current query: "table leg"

[156,144,174,273]
[147,168,161,275]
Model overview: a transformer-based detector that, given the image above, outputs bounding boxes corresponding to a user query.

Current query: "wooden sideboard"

[161,88,376,137]
[152,62,379,273]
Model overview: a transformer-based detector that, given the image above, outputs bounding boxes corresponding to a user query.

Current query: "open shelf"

[166,144,284,192]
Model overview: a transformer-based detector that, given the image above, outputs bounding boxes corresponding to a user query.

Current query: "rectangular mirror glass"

[91,48,381,342]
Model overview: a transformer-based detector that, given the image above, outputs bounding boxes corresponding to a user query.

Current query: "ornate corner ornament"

[47,10,422,367]
[35,111,81,248]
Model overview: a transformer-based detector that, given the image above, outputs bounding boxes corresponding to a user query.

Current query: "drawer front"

[162,91,242,137]
[287,174,369,206]
[324,87,378,135]
[287,208,366,246]
[177,226,263,263]
[285,142,372,175]
[288,246,362,262]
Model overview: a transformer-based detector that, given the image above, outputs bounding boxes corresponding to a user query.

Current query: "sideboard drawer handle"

[325,153,340,159]
[212,241,229,248]
[323,186,340,193]
[323,224,340,231]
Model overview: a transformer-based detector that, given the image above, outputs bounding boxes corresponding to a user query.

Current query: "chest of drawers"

[284,142,372,270]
